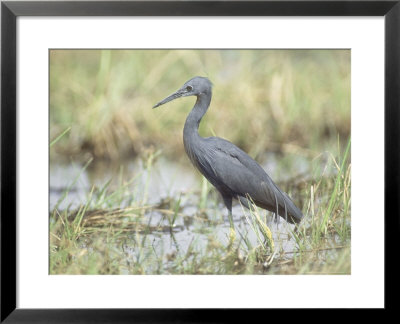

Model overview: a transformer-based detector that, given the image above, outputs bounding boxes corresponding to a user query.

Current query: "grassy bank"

[50,49,350,161]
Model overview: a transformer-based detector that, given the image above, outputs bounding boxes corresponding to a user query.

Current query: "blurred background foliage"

[50,49,350,161]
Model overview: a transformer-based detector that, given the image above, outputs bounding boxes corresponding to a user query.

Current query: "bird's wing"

[203,137,303,223]
[204,137,275,199]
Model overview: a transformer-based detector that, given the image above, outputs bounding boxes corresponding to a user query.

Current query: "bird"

[153,76,303,227]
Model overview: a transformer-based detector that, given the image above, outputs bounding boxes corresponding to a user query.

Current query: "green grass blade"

[50,126,71,147]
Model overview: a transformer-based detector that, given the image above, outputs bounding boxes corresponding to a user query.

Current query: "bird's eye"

[186,85,193,92]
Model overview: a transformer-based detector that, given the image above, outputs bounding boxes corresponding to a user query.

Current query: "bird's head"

[153,76,212,108]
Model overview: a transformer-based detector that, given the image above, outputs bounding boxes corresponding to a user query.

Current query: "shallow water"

[50,157,198,209]
[50,154,313,272]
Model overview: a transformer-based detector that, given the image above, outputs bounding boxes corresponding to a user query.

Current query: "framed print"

[1,0,399,321]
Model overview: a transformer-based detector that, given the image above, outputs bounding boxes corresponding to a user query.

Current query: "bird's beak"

[153,89,185,109]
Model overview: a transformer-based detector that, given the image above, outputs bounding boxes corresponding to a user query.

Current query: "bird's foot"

[227,226,236,251]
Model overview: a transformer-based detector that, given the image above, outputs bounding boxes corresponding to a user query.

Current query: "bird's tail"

[262,182,304,224]
[279,192,303,224]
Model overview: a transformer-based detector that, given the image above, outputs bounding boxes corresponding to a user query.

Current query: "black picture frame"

[1,0,398,321]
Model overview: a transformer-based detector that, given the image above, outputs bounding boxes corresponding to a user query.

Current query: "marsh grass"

[50,49,351,274]
[50,50,350,161]
[50,138,351,275]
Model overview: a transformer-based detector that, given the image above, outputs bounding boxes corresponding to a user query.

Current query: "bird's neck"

[183,92,211,161]
[183,92,211,140]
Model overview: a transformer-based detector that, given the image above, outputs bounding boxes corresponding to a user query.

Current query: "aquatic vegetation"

[49,141,351,275]
[49,49,351,274]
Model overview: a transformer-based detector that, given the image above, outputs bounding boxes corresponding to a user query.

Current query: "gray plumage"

[153,76,303,224]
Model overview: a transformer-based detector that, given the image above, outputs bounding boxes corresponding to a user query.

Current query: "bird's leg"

[222,196,234,230]
[240,195,274,250]
[222,195,237,249]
